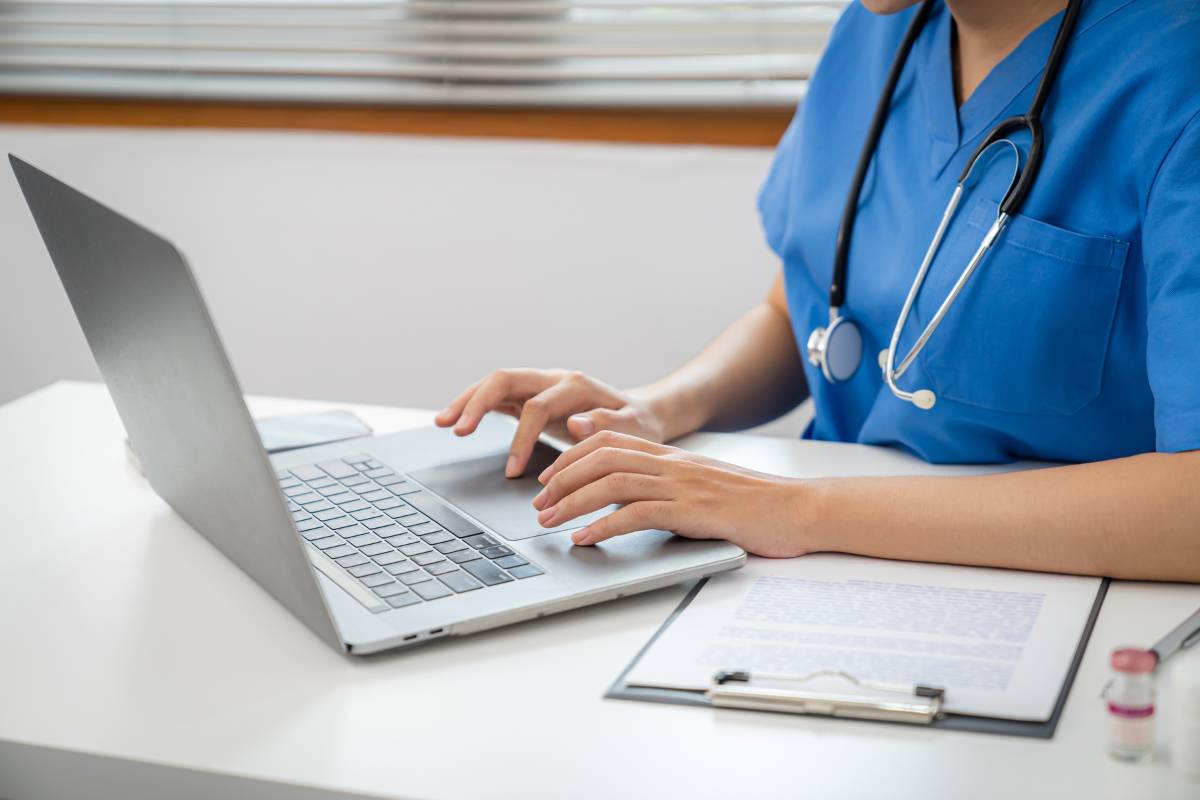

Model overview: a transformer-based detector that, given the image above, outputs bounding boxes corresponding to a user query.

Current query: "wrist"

[629,380,708,442]
[789,478,837,554]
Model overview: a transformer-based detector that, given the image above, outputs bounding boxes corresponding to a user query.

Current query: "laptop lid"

[11,155,344,652]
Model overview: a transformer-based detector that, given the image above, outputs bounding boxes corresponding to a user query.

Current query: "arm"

[632,273,807,440]
[531,433,1200,582]
[436,272,806,475]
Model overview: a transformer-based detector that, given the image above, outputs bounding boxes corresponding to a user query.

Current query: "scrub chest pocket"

[914,197,1129,416]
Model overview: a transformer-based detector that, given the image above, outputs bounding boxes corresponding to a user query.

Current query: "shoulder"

[1084,0,1200,108]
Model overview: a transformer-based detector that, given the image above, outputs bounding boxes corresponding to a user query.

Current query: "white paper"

[626,554,1102,721]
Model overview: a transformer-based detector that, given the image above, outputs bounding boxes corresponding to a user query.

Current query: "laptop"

[10,155,745,655]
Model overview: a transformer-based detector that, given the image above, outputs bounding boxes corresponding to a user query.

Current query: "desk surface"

[1,381,1196,800]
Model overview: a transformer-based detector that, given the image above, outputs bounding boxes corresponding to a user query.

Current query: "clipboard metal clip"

[707,669,946,725]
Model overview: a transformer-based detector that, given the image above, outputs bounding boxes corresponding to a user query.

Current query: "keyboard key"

[325,544,356,559]
[395,513,428,526]
[349,482,381,496]
[347,532,381,547]
[284,484,311,497]
[449,549,482,564]
[335,523,369,538]
[308,477,336,490]
[426,560,460,576]
[412,552,444,566]
[402,492,485,537]
[318,460,358,480]
[296,518,324,532]
[408,521,441,535]
[317,484,349,497]
[387,593,421,608]
[399,570,432,585]
[384,561,419,575]
[360,573,394,588]
[276,468,292,479]
[374,497,403,510]
[289,465,325,482]
[384,507,416,519]
[314,508,345,522]
[509,564,545,579]
[325,516,359,530]
[412,580,452,600]
[364,468,395,479]
[434,539,468,554]
[461,559,514,586]
[335,553,369,568]
[374,474,407,487]
[388,481,422,496]
[439,570,483,593]
[348,563,382,578]
[351,508,382,521]
[290,510,309,521]
[361,490,391,503]
[374,582,410,599]
[301,527,331,541]
[364,459,385,470]
[421,531,454,546]
[364,518,399,531]
[341,474,369,487]
[494,555,529,569]
[301,499,334,513]
[480,545,514,560]
[291,492,319,505]
[374,551,406,566]
[384,532,420,548]
[399,543,432,557]
[360,542,393,557]
[343,453,372,464]
[279,477,301,489]
[311,535,344,550]
[463,533,499,550]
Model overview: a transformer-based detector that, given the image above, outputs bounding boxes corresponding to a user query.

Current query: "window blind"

[0,0,846,107]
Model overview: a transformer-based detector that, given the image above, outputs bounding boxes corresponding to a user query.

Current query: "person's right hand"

[434,369,668,478]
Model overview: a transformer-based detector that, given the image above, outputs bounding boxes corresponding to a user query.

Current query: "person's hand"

[530,431,815,558]
[435,369,669,477]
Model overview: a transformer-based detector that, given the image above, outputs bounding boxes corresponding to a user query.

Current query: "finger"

[534,447,665,510]
[565,406,645,440]
[571,501,677,546]
[507,382,597,477]
[538,471,670,527]
[434,378,484,427]
[454,370,559,436]
[538,429,672,485]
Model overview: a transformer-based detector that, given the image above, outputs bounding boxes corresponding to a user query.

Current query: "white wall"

[0,124,807,435]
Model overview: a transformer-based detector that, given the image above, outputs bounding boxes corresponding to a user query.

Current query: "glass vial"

[1106,647,1156,762]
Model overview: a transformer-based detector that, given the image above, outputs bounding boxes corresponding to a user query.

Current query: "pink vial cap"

[1111,647,1156,674]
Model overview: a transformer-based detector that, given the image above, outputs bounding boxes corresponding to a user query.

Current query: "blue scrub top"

[760,0,1200,464]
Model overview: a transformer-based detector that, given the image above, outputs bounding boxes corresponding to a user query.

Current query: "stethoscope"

[805,0,1084,410]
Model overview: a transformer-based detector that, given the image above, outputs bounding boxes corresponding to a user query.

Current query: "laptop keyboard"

[277,454,544,611]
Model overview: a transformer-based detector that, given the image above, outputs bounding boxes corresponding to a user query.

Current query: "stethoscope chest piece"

[807,311,863,384]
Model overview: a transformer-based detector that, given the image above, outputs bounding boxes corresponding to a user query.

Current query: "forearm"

[805,450,1200,581]
[632,274,807,441]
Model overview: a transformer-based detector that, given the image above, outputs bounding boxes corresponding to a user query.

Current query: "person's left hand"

[530,431,816,558]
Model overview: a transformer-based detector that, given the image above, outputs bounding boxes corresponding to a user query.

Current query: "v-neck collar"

[916,0,1104,177]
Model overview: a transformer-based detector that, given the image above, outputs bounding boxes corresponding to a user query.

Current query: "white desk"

[2,381,1196,800]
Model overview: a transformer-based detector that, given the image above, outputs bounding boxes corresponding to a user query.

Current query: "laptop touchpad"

[408,442,614,541]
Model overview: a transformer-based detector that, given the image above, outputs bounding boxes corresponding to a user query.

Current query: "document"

[625,555,1103,721]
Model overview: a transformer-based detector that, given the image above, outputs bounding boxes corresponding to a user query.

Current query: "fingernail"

[532,489,547,509]
[537,466,552,484]
[568,414,594,436]
[538,505,557,526]
[572,527,590,545]
[505,454,519,477]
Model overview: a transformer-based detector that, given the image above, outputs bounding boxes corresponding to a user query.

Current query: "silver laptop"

[11,155,745,655]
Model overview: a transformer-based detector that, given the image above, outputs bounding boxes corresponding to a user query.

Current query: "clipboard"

[606,577,1109,739]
